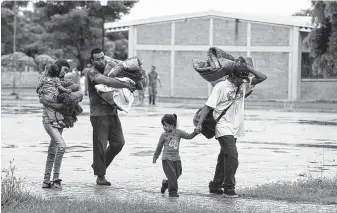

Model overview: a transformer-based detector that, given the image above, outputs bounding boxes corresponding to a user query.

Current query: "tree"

[306,1,337,78]
[1,1,30,54]
[292,8,312,17]
[87,1,135,52]
[34,54,56,73]
[33,1,136,70]
[106,31,129,60]
[1,51,36,96]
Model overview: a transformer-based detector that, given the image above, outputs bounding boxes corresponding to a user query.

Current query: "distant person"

[87,48,136,186]
[138,68,148,105]
[153,114,199,197]
[148,65,162,105]
[80,72,86,94]
[82,64,93,96]
[195,57,267,198]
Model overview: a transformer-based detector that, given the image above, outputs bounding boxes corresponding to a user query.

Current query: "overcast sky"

[25,0,312,20]
[119,0,312,21]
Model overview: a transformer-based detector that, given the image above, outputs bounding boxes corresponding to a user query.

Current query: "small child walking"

[36,64,72,128]
[153,114,199,197]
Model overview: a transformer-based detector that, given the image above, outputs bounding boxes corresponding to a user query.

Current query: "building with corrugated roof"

[105,10,337,102]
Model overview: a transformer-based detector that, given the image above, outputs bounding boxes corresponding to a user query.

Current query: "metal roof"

[105,10,314,31]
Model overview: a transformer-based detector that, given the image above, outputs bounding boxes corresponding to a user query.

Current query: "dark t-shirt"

[148,71,158,87]
[87,67,117,116]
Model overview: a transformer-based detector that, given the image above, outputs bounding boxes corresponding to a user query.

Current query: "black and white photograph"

[1,0,337,212]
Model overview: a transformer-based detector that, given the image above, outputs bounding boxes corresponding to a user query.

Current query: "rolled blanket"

[104,56,122,74]
[57,92,83,128]
[207,47,235,71]
[106,57,143,81]
[103,56,144,90]
[192,47,236,82]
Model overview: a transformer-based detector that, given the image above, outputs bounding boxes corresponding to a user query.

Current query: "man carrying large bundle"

[194,47,267,198]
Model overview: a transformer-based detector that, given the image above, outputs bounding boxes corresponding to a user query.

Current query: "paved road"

[1,98,337,212]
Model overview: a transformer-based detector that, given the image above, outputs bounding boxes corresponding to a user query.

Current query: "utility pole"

[101,0,107,52]
[102,14,105,52]
[11,0,18,97]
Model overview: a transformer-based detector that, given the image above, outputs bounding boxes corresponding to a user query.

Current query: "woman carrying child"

[38,60,72,189]
[153,114,199,197]
[36,64,71,128]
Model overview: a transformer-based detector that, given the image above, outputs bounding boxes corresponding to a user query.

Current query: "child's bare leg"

[55,112,67,128]
[45,106,61,128]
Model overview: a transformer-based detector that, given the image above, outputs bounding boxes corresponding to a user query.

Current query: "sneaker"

[210,188,224,194]
[223,190,239,198]
[52,179,62,189]
[42,181,52,189]
[161,180,168,194]
[169,193,179,197]
[209,181,224,194]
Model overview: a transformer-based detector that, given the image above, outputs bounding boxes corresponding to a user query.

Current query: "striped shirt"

[36,74,61,101]
[153,129,198,161]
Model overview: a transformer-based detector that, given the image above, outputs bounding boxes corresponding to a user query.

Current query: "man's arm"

[195,105,212,132]
[88,70,136,91]
[248,67,267,85]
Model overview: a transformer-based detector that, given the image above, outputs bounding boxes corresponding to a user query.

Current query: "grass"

[2,162,336,213]
[240,175,337,205]
[0,161,261,213]
[2,196,241,213]
[1,160,30,208]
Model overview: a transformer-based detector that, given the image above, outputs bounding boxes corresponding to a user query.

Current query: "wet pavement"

[1,98,337,212]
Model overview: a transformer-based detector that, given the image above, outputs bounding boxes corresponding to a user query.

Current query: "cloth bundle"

[95,78,135,113]
[95,56,145,113]
[39,90,83,128]
[192,47,236,82]
[104,56,144,90]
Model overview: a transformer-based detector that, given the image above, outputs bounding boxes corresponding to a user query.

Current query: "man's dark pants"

[209,135,238,191]
[90,115,125,177]
[162,160,182,195]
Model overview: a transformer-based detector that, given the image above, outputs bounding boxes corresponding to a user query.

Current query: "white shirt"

[205,78,254,138]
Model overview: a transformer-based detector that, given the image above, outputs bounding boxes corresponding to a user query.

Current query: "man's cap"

[233,56,251,80]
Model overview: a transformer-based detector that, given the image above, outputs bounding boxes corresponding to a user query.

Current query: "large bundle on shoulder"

[192,47,236,82]
[192,47,253,82]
